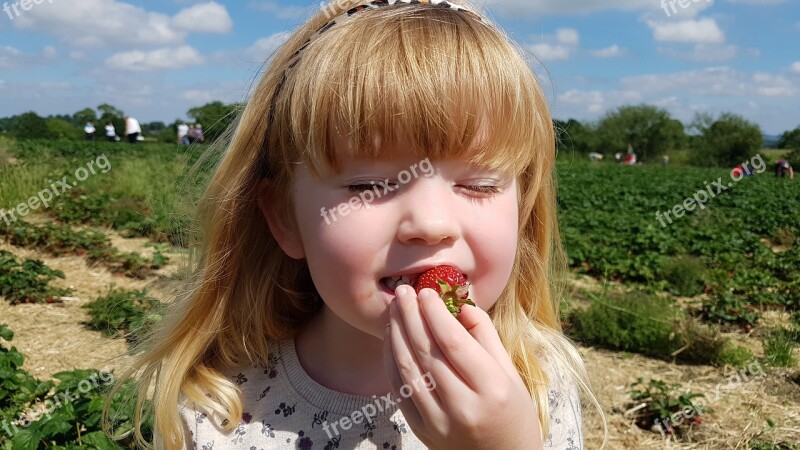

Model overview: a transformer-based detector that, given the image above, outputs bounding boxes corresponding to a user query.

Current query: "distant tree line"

[0,101,242,144]
[555,104,799,167]
[1,102,797,168]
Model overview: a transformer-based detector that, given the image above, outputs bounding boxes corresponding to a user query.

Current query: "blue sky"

[0,0,798,134]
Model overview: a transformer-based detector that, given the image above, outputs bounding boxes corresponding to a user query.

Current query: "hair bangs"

[281,5,545,177]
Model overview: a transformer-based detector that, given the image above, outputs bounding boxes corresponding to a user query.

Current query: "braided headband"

[306,0,480,70]
[266,0,482,134]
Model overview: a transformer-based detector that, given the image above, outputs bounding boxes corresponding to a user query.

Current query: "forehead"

[322,119,492,166]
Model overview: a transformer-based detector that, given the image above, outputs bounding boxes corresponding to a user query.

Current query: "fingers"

[383,320,423,429]
[455,301,519,377]
[418,288,519,391]
[386,294,443,422]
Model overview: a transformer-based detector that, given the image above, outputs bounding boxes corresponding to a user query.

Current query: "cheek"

[470,195,519,309]
[294,201,389,294]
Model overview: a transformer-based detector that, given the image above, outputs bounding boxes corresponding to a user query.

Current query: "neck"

[294,307,390,396]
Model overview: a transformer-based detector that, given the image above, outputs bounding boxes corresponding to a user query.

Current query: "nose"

[395,178,462,246]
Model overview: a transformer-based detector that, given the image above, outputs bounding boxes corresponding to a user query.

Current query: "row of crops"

[559,161,800,328]
[1,140,798,447]
[2,140,798,329]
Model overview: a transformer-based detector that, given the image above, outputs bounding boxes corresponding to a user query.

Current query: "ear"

[257,179,305,260]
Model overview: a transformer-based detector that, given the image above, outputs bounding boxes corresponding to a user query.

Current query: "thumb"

[457,304,518,377]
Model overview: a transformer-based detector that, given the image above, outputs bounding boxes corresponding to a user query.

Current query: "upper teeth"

[385,275,415,291]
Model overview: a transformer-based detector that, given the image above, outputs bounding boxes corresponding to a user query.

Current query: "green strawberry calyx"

[435,278,475,317]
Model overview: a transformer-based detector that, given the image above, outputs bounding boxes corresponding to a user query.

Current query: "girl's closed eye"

[346,182,398,193]
[459,184,501,195]
[347,181,506,195]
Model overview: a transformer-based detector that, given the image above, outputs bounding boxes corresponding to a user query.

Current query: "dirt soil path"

[0,227,187,380]
[2,238,798,448]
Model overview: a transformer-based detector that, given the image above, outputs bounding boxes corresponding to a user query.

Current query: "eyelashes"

[345,184,501,195]
[346,183,393,193]
[461,185,501,195]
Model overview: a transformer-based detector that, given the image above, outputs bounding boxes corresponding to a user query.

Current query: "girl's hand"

[383,285,543,450]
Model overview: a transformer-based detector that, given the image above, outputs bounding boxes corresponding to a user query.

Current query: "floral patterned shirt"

[179,339,583,449]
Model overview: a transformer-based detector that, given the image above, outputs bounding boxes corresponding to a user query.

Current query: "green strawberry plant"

[1,221,169,280]
[82,288,164,346]
[0,251,71,304]
[0,324,152,449]
[627,378,708,438]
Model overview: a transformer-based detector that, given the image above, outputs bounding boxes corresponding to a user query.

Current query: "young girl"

[110,0,601,448]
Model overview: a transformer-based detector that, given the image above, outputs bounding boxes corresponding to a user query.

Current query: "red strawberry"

[413,265,475,317]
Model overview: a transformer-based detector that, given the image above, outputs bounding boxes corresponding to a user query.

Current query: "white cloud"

[525,28,580,62]
[11,0,232,48]
[247,1,318,19]
[0,45,57,69]
[647,18,725,43]
[791,62,800,74]
[553,66,799,131]
[659,43,737,62]
[591,45,624,58]
[0,46,21,69]
[558,89,607,114]
[13,0,186,48]
[619,66,798,99]
[245,33,291,61]
[172,2,233,34]
[485,0,661,16]
[652,96,681,108]
[556,28,580,46]
[181,89,219,104]
[727,0,785,4]
[655,0,715,19]
[528,44,571,61]
[752,72,797,96]
[106,46,204,71]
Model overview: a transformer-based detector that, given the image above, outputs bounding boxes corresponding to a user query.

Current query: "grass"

[565,291,744,366]
[763,329,797,367]
[658,255,706,297]
[82,288,164,345]
[0,138,206,245]
[0,163,62,210]
[749,440,798,450]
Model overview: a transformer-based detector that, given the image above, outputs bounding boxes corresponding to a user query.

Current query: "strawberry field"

[1,138,799,449]
[559,163,800,327]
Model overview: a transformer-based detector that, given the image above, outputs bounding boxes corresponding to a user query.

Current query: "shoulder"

[539,353,585,450]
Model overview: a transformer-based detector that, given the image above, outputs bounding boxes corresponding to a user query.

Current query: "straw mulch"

[0,229,187,380]
[1,238,797,449]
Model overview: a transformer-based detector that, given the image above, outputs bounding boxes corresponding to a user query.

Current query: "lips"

[379,267,468,294]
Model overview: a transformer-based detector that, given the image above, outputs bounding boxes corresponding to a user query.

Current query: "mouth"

[379,272,469,295]
[380,274,420,293]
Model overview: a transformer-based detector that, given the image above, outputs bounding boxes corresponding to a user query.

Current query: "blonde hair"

[106,1,605,448]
